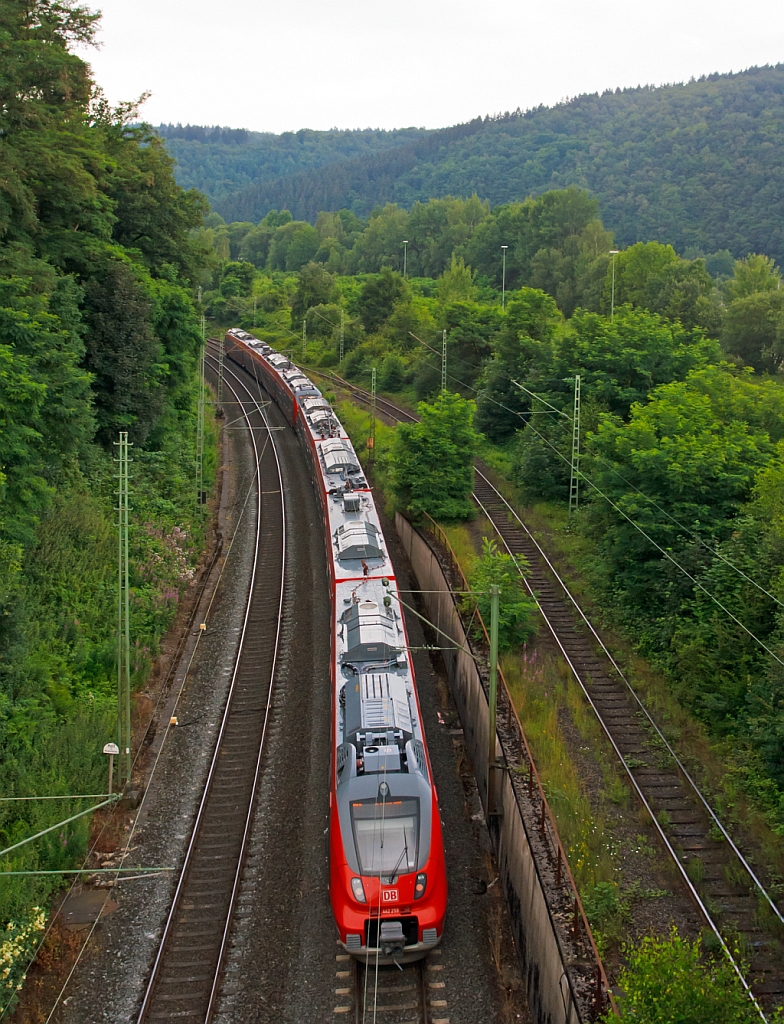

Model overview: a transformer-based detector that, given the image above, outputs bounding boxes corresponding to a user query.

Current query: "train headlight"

[414,873,427,899]
[351,877,367,903]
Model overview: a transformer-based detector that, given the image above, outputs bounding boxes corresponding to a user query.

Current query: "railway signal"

[103,742,119,795]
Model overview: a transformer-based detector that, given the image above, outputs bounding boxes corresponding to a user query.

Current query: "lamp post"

[501,245,508,309]
[609,250,620,320]
[402,239,409,278]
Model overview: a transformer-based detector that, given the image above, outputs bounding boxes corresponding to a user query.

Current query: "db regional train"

[224,329,447,962]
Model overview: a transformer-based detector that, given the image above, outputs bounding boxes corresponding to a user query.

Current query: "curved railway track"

[137,363,286,1023]
[316,368,784,1016]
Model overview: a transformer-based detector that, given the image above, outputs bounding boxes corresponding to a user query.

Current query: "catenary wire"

[35,368,272,1024]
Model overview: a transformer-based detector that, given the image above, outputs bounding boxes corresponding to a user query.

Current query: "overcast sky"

[81,0,784,133]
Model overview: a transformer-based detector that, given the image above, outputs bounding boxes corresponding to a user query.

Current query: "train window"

[350,797,419,876]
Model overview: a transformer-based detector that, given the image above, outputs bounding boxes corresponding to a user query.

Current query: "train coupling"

[379,920,405,956]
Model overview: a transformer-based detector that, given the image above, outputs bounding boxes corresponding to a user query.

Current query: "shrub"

[467,538,538,650]
[612,928,765,1024]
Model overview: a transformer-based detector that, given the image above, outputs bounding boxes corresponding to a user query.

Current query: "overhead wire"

[407,326,782,610]
[503,407,784,669]
[406,334,784,656]
[30,365,272,1024]
[507,380,784,611]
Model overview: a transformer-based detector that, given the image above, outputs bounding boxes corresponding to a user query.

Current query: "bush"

[390,391,477,521]
[467,538,538,650]
[379,354,406,392]
[612,928,765,1024]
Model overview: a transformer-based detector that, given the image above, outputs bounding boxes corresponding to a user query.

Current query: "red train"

[224,329,447,962]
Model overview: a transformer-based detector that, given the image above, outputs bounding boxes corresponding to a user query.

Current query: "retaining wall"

[396,514,609,1024]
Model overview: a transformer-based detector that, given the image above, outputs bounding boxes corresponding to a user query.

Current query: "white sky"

[81,0,784,133]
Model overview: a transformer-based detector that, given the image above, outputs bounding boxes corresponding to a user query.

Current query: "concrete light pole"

[403,239,409,278]
[501,245,508,309]
[610,250,620,319]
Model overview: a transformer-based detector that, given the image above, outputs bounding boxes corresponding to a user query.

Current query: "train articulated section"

[224,328,447,966]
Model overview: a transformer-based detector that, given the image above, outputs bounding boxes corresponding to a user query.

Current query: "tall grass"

[502,649,617,891]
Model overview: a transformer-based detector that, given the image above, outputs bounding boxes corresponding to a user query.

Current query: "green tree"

[586,367,776,618]
[475,288,561,442]
[269,220,319,271]
[644,258,719,331]
[464,189,609,313]
[219,260,255,298]
[725,253,782,300]
[722,291,784,372]
[467,538,537,650]
[555,306,721,418]
[350,204,409,273]
[614,929,760,1024]
[439,300,501,392]
[102,120,208,283]
[291,262,338,323]
[391,391,477,520]
[238,223,274,267]
[378,353,406,391]
[604,241,678,307]
[83,261,165,445]
[358,267,407,333]
[304,302,342,341]
[436,256,477,303]
[406,195,490,278]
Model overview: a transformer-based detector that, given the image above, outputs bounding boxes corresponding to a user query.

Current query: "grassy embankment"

[0,384,219,1004]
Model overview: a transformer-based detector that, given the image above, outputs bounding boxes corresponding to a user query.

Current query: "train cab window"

[350,797,419,876]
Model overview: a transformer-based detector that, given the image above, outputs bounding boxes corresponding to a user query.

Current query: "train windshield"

[350,798,419,876]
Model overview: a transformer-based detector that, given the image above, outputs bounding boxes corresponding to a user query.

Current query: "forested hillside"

[157,124,429,210]
[0,0,212,995]
[167,65,784,264]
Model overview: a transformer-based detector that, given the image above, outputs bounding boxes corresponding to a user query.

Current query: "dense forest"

[167,65,784,264]
[157,124,429,210]
[200,186,784,856]
[0,0,212,995]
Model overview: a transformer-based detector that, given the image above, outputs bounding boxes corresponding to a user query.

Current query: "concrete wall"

[397,514,602,1024]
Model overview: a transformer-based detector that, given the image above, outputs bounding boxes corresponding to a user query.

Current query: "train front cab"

[329,770,447,964]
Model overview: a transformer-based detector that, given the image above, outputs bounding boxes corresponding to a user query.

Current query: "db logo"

[382,889,399,903]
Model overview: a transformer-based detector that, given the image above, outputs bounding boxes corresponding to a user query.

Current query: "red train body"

[224,329,447,962]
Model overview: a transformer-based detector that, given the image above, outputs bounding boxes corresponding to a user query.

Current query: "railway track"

[137,363,286,1023]
[353,958,432,1024]
[319,368,784,1016]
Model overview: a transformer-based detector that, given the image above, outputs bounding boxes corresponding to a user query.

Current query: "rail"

[137,358,286,1022]
[419,513,614,1017]
[327,371,783,1018]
